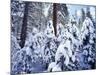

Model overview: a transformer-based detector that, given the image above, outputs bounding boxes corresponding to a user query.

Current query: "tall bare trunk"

[53,3,57,36]
[20,2,29,48]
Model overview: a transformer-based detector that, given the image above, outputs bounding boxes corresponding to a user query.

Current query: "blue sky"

[66,4,96,19]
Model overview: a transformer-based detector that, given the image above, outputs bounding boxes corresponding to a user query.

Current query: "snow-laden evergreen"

[11,16,96,74]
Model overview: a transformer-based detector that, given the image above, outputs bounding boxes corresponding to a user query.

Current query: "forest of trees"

[11,0,96,75]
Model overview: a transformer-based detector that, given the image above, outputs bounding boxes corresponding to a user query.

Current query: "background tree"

[81,8,85,22]
[11,0,25,42]
[86,7,92,20]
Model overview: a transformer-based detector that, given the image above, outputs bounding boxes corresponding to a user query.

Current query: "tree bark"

[53,3,57,36]
[20,2,29,48]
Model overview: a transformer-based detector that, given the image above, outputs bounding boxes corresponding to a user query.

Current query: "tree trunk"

[53,3,57,36]
[20,2,29,48]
